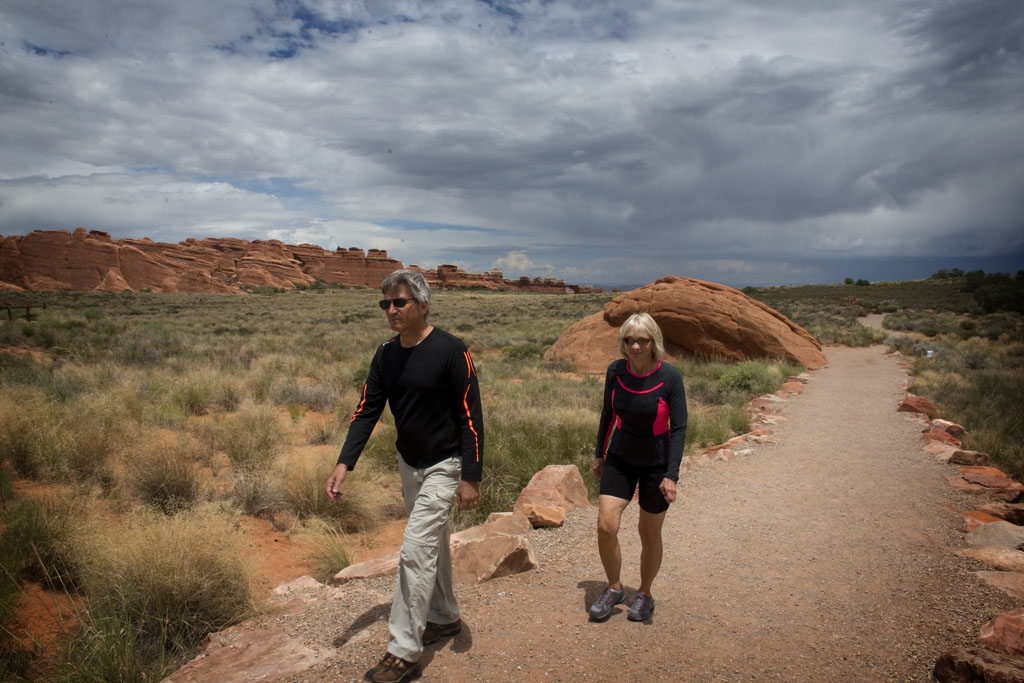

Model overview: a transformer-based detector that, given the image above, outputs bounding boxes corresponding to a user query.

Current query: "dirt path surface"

[256,344,1018,682]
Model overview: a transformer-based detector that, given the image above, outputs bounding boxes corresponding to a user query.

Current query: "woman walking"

[589,312,687,622]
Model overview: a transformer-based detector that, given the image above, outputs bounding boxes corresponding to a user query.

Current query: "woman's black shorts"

[599,454,670,514]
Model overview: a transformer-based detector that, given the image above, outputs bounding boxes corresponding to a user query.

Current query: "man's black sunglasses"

[379,297,413,310]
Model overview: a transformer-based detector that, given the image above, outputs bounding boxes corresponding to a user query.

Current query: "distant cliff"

[0,229,600,294]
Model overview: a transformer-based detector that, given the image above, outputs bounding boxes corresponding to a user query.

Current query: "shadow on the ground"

[333,601,390,648]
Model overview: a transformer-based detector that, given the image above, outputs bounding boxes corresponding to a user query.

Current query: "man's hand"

[592,457,603,479]
[326,463,349,500]
[455,480,480,511]
[659,478,677,503]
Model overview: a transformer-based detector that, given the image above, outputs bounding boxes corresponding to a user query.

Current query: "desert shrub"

[716,361,785,396]
[287,402,306,422]
[0,497,80,590]
[276,457,402,532]
[899,335,1024,479]
[63,506,254,678]
[723,403,752,434]
[114,324,185,365]
[272,377,338,412]
[501,342,546,362]
[230,469,281,516]
[306,416,340,445]
[302,517,351,583]
[248,371,276,403]
[0,634,35,682]
[128,437,205,514]
[38,396,124,490]
[0,389,45,477]
[171,374,212,416]
[0,466,12,504]
[200,403,284,474]
[0,390,122,486]
[210,376,244,412]
[885,333,917,354]
[684,375,719,405]
[686,408,734,450]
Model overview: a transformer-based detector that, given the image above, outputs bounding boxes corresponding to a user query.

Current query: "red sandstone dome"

[544,276,828,372]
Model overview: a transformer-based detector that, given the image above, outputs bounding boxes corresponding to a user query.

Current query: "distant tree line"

[930,268,1024,314]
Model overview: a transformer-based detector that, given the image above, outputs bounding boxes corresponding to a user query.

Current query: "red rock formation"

[0,229,595,294]
[544,276,828,373]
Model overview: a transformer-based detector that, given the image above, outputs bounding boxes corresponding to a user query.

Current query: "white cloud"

[491,250,557,277]
[1,0,1021,285]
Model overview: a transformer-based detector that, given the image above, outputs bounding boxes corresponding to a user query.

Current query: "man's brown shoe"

[422,618,462,645]
[366,652,419,682]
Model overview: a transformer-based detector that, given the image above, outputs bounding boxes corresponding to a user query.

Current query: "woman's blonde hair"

[617,312,666,361]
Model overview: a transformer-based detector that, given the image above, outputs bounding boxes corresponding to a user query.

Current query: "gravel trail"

[279,344,1017,682]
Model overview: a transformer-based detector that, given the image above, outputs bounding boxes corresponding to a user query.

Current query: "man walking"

[327,269,483,683]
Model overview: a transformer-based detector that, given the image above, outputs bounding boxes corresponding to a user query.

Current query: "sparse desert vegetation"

[747,276,1024,481]
[5,278,1019,680]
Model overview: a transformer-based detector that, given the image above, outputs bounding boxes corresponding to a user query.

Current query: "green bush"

[171,375,212,416]
[65,507,254,677]
[716,361,785,396]
[302,517,351,583]
[129,438,205,514]
[277,457,403,532]
[501,342,546,362]
[0,497,79,590]
[200,404,284,474]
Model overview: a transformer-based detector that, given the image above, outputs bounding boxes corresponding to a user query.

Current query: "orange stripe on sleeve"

[462,385,480,462]
[350,384,367,423]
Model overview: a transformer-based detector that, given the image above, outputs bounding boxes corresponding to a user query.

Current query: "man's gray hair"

[381,269,431,308]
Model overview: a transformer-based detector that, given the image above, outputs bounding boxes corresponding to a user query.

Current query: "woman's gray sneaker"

[627,592,655,621]
[588,586,625,621]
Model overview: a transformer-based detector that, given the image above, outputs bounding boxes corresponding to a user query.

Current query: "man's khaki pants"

[387,454,461,662]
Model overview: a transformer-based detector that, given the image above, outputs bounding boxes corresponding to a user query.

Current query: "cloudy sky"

[1,0,1022,287]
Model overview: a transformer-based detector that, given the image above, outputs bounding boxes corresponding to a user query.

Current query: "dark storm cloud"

[1,0,1021,286]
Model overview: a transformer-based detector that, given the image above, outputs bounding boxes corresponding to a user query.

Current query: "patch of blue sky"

[476,0,525,22]
[259,0,368,58]
[290,4,364,39]
[378,219,508,235]
[198,176,332,214]
[22,41,72,58]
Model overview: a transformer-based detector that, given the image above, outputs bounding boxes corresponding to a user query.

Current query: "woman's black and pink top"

[595,358,688,481]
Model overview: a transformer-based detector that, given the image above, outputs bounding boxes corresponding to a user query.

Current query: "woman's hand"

[592,457,603,479]
[659,478,677,503]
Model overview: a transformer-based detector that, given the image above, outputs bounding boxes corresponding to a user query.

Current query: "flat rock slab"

[934,646,1024,683]
[964,510,1006,530]
[976,571,1024,601]
[967,521,1024,548]
[980,504,1024,525]
[954,546,1024,572]
[164,626,329,682]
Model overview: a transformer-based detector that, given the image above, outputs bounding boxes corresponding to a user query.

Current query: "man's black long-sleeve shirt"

[337,327,483,481]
